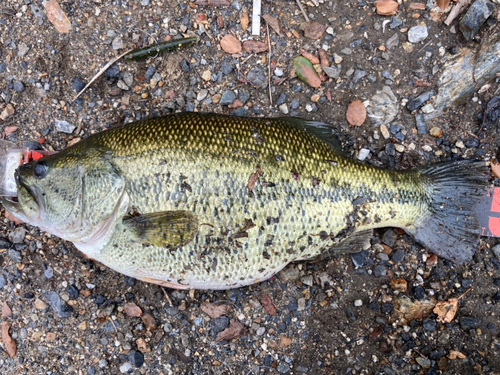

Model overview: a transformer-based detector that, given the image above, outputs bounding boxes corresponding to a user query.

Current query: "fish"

[1,112,490,290]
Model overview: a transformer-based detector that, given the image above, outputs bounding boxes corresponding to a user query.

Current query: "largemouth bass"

[2,113,489,289]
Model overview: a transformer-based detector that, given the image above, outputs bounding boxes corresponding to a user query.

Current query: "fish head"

[12,153,85,237]
[8,147,127,243]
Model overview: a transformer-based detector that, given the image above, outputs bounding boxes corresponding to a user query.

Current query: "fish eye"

[34,162,48,179]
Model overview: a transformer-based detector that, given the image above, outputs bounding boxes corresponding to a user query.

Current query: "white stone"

[358,148,370,161]
[354,299,363,307]
[279,104,289,114]
[54,119,75,134]
[408,25,428,43]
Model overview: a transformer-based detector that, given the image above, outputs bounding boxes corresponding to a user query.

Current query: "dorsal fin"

[275,117,345,155]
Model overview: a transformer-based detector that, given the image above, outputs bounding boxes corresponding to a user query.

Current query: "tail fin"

[412,160,490,264]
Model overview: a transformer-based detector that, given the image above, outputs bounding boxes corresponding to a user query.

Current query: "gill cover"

[15,147,127,243]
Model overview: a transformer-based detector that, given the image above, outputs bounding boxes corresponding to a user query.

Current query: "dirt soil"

[0,0,500,374]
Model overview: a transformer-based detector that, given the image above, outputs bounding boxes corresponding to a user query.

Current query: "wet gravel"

[0,0,500,374]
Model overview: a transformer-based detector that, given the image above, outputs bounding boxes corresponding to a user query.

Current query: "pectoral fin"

[123,211,198,248]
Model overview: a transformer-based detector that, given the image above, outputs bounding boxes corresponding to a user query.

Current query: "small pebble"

[9,227,26,243]
[105,64,120,79]
[460,317,480,329]
[351,251,367,267]
[54,119,76,134]
[145,65,156,80]
[408,25,428,43]
[45,291,72,318]
[13,81,25,93]
[429,126,443,137]
[279,104,289,115]
[358,148,370,161]
[119,363,132,373]
[112,37,126,50]
[373,265,387,277]
[354,299,363,307]
[333,53,343,64]
[276,93,286,106]
[220,91,236,106]
[423,318,436,331]
[197,89,208,101]
[247,68,266,88]
[128,350,144,368]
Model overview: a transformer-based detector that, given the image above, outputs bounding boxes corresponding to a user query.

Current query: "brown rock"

[429,126,443,137]
[44,0,71,33]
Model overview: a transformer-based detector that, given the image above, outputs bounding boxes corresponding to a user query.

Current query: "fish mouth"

[13,170,44,221]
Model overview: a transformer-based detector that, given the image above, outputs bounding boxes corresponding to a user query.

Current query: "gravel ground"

[1,0,500,374]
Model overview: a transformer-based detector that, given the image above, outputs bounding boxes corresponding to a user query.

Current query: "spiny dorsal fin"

[123,210,198,248]
[275,117,345,155]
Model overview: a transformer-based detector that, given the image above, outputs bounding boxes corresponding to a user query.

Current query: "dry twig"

[296,0,310,22]
[266,23,273,106]
[444,0,472,26]
[73,49,133,101]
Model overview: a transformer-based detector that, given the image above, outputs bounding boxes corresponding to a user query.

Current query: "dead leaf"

[390,278,408,293]
[262,14,282,36]
[216,319,245,342]
[260,294,277,316]
[123,302,143,317]
[2,301,12,317]
[492,161,500,179]
[220,34,242,54]
[318,48,329,67]
[247,166,263,192]
[300,50,320,65]
[1,322,16,357]
[393,296,436,323]
[3,126,17,135]
[448,350,467,359]
[44,0,71,33]
[374,0,399,15]
[346,99,367,126]
[241,12,249,31]
[436,0,451,10]
[279,336,292,348]
[433,298,459,323]
[292,56,321,88]
[300,21,326,40]
[4,210,24,225]
[200,301,231,318]
[141,313,157,330]
[242,40,268,54]
[408,2,426,9]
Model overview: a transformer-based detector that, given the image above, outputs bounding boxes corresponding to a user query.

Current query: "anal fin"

[333,229,373,254]
[123,210,198,248]
[315,230,373,262]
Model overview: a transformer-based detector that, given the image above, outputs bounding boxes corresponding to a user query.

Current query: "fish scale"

[5,112,489,289]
